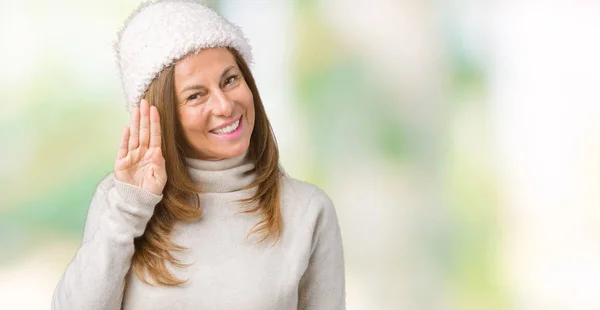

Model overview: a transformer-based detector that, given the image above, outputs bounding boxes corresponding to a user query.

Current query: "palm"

[114,99,167,196]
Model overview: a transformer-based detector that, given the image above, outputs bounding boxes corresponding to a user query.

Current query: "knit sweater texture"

[51,152,346,309]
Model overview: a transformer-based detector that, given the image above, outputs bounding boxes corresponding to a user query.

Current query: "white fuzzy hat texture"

[114,0,253,113]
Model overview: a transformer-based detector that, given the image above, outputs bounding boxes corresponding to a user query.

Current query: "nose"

[209,89,234,117]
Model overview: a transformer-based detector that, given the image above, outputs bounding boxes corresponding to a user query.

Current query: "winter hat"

[114,0,253,113]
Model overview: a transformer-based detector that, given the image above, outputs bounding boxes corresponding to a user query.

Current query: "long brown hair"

[131,47,283,286]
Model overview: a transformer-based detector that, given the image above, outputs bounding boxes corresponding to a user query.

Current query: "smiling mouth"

[210,116,242,135]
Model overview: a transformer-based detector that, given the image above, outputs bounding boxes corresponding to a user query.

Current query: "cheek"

[239,86,255,123]
[179,108,208,133]
[243,100,255,130]
[248,105,256,127]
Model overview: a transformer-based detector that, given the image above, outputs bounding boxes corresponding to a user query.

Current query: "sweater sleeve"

[51,173,162,310]
[298,188,346,310]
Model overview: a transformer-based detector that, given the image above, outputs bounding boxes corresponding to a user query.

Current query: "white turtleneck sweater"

[51,153,346,310]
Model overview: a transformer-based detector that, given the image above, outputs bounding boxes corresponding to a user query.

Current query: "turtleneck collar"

[184,151,257,193]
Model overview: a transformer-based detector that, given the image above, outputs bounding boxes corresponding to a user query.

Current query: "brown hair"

[131,47,283,286]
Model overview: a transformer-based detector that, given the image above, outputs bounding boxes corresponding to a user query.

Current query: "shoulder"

[280,176,342,251]
[280,175,336,215]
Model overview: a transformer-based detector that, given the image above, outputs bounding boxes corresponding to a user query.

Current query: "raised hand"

[114,99,167,196]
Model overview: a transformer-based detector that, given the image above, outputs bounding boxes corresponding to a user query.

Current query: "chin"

[218,141,250,159]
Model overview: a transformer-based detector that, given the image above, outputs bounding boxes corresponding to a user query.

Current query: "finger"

[117,126,130,160]
[149,105,162,148]
[139,99,150,149]
[128,106,140,150]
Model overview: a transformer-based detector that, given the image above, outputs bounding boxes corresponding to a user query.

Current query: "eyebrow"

[179,65,237,95]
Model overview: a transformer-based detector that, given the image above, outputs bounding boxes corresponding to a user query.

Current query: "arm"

[52,100,166,309]
[298,189,346,310]
[51,174,162,310]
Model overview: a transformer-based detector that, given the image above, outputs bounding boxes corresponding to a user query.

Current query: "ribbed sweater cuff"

[113,179,164,206]
[101,180,164,244]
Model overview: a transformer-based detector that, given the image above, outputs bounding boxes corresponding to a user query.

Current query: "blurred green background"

[1,0,600,309]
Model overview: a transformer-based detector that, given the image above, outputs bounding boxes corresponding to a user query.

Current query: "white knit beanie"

[114,0,253,113]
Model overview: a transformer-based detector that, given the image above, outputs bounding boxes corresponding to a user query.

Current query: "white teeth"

[212,119,240,135]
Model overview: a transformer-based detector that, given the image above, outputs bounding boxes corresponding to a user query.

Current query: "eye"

[224,75,238,85]
[186,93,203,102]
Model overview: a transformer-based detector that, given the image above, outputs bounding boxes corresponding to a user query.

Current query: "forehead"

[174,47,238,79]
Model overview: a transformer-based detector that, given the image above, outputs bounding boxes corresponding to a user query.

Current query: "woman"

[51,0,345,309]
